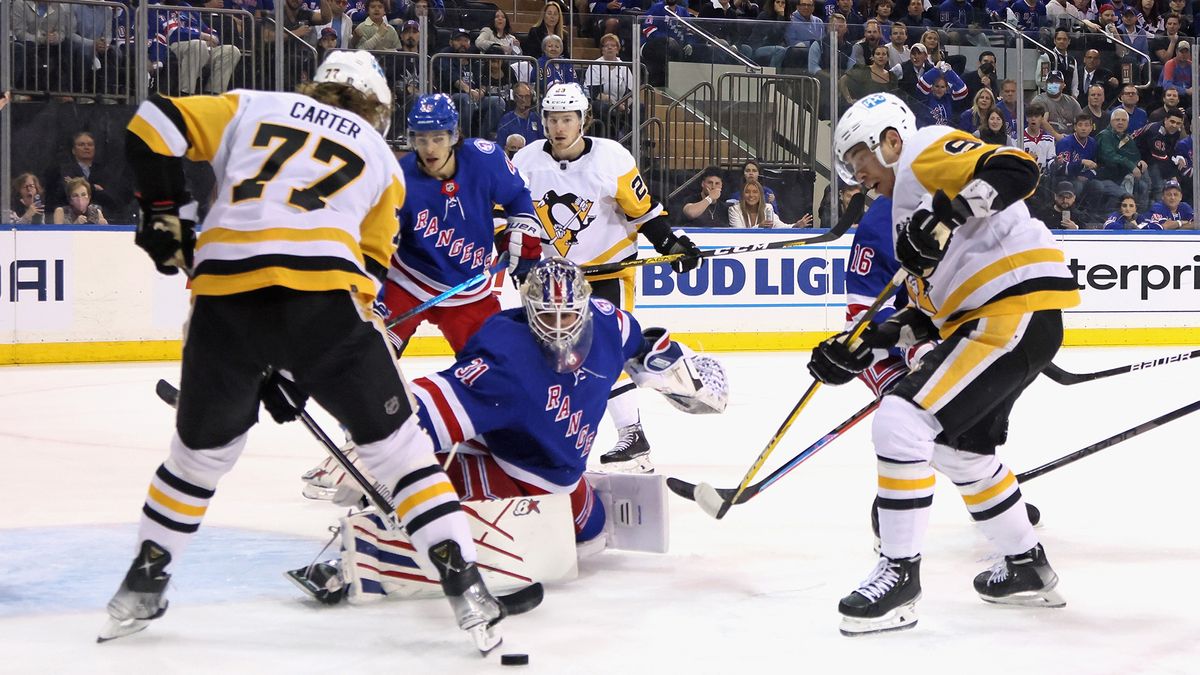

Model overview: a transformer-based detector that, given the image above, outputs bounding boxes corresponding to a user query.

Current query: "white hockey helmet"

[833,92,916,184]
[314,50,393,109]
[542,82,590,119]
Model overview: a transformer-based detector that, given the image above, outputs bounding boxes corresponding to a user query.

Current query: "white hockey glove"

[505,214,543,286]
[625,328,729,414]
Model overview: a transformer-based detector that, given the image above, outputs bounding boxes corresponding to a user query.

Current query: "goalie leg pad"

[585,471,670,554]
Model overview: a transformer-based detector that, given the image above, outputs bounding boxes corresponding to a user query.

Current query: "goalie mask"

[521,257,594,373]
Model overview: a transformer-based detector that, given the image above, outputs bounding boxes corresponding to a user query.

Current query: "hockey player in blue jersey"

[384,94,542,354]
[284,258,727,601]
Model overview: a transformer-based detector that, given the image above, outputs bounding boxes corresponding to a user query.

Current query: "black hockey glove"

[658,231,703,274]
[135,196,196,276]
[261,371,308,424]
[896,190,967,278]
[807,331,874,386]
[863,306,939,352]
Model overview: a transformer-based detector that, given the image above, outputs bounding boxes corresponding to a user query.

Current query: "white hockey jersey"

[891,125,1080,337]
[127,90,405,305]
[511,138,662,279]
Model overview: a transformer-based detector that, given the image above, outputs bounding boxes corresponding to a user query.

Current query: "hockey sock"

[875,457,935,560]
[607,378,640,430]
[956,462,1038,556]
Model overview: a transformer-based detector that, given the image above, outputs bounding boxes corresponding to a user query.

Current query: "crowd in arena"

[4,0,1196,229]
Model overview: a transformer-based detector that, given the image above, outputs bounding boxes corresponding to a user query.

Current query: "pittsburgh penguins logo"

[534,190,596,257]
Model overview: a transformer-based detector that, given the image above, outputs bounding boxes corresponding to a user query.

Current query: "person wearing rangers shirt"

[1132,107,1186,203]
[1142,178,1195,230]
[386,93,541,355]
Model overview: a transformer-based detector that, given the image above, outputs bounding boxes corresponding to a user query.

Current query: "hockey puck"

[500,653,529,666]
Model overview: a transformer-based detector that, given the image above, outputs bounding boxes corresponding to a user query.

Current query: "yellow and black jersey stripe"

[909,129,1040,204]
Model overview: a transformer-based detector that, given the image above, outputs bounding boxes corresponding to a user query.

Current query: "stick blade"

[665,477,699,501]
[155,379,179,408]
[693,482,728,519]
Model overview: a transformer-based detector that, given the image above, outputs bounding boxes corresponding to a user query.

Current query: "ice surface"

[2,348,1198,674]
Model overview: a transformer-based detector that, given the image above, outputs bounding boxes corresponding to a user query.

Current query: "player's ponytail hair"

[296,81,392,136]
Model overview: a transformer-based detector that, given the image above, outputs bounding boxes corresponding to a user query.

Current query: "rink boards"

[1,226,1198,363]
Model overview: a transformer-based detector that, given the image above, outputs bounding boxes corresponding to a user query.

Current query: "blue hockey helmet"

[408,94,460,135]
[521,258,594,373]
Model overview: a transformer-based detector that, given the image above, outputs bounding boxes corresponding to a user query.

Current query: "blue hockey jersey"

[411,299,643,492]
[846,196,912,396]
[388,138,536,306]
[1143,200,1194,229]
[1055,133,1097,178]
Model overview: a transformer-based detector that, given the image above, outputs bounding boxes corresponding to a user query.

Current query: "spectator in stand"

[827,0,866,42]
[891,41,933,104]
[1110,84,1148,133]
[591,0,637,41]
[315,0,354,49]
[161,0,242,95]
[1034,181,1087,229]
[917,61,967,126]
[1149,88,1185,123]
[919,29,944,64]
[43,131,127,218]
[938,0,987,46]
[1093,107,1149,209]
[539,35,577,87]
[1022,102,1059,174]
[1151,14,1185,64]
[399,20,435,62]
[1164,0,1192,35]
[962,51,998,99]
[817,182,863,228]
[399,0,442,29]
[871,0,895,41]
[1143,178,1195,229]
[1132,0,1159,32]
[1030,70,1083,138]
[316,27,337,62]
[1037,30,1079,96]
[642,0,698,83]
[1160,40,1193,97]
[959,86,997,133]
[8,173,46,225]
[1075,49,1119,107]
[1045,0,1085,26]
[53,177,108,225]
[11,0,86,99]
[749,0,792,67]
[524,0,567,60]
[504,134,526,158]
[1178,136,1194,202]
[900,0,933,36]
[785,0,826,48]
[848,19,885,68]
[1103,194,1150,229]
[808,12,853,75]
[726,159,778,207]
[440,29,497,138]
[995,78,1020,136]
[1009,0,1048,40]
[884,22,910,68]
[1116,7,1151,79]
[728,180,813,227]
[497,82,544,145]
[352,0,400,49]
[977,108,1014,145]
[585,33,634,138]
[840,45,899,104]
[1055,114,1099,193]
[682,169,731,227]
[477,9,523,57]
[1082,84,1109,132]
[1134,107,1187,201]
[73,0,122,99]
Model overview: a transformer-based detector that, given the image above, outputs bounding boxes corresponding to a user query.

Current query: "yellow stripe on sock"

[962,471,1016,506]
[878,475,936,491]
[147,485,208,518]
[394,481,456,519]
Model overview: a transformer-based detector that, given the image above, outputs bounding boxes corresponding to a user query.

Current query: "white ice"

[2,348,1198,674]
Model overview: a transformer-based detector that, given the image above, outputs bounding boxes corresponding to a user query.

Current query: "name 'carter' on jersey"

[411,300,643,493]
[389,138,535,305]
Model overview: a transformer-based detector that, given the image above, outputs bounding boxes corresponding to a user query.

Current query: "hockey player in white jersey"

[807,93,1080,636]
[511,83,703,474]
[101,51,506,653]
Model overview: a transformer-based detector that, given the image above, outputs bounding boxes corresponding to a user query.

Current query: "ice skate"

[839,555,922,636]
[599,423,653,474]
[285,560,347,605]
[428,540,506,655]
[300,456,340,500]
[974,544,1065,608]
[97,540,172,643]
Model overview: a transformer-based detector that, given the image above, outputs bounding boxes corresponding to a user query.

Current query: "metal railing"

[7,0,135,102]
[145,4,255,96]
[716,72,820,171]
[429,52,538,139]
[663,81,716,201]
[260,17,316,93]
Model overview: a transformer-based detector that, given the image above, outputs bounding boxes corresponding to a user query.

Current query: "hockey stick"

[694,267,911,520]
[154,379,397,522]
[667,397,880,505]
[580,193,864,277]
[1017,397,1200,483]
[385,252,509,329]
[1042,349,1199,386]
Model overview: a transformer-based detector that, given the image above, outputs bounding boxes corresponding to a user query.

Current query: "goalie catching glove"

[625,328,728,414]
[134,195,196,276]
[807,306,938,386]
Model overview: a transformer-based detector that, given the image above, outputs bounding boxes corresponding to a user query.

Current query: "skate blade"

[301,483,337,501]
[979,587,1066,608]
[466,622,503,656]
[598,456,655,474]
[97,616,152,643]
[839,602,919,637]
